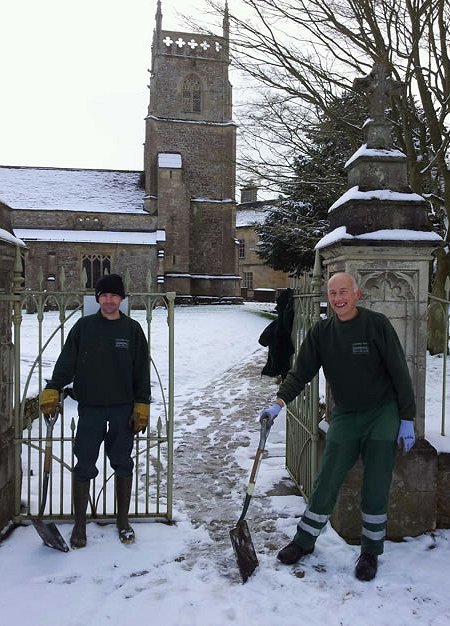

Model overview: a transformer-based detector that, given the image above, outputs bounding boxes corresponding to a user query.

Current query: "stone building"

[144,1,239,299]
[236,186,290,301]
[0,1,240,300]
[3,167,160,291]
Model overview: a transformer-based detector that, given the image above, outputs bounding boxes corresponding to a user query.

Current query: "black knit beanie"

[95,274,126,302]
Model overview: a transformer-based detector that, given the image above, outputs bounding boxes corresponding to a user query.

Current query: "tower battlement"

[157,30,228,62]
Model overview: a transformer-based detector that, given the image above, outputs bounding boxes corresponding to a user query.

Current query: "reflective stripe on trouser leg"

[360,434,397,556]
[294,435,360,551]
[361,511,387,550]
[296,507,329,541]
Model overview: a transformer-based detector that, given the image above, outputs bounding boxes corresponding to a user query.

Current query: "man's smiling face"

[327,273,362,321]
[98,292,123,320]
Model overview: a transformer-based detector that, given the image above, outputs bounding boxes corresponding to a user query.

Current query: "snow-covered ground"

[0,303,449,626]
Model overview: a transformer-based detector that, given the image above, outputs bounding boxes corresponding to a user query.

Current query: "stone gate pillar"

[316,63,443,541]
[0,201,25,536]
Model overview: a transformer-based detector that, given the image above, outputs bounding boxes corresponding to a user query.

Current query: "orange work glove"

[39,388,60,415]
[129,402,149,434]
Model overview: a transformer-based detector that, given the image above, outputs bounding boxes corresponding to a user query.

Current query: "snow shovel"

[33,406,69,552]
[230,418,271,583]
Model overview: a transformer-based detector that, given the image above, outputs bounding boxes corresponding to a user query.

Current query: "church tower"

[144,1,240,300]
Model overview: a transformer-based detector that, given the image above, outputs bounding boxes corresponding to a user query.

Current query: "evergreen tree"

[256,93,366,273]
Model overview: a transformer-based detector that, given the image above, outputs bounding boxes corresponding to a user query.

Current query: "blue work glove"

[397,420,415,454]
[259,403,282,428]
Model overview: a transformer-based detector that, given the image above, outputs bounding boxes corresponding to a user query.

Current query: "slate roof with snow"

[13,228,166,245]
[236,206,274,227]
[0,166,145,214]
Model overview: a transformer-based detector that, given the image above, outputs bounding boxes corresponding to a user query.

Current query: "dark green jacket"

[277,306,416,420]
[46,311,150,406]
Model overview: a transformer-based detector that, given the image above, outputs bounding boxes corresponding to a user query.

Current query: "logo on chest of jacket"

[115,338,129,349]
[352,342,369,354]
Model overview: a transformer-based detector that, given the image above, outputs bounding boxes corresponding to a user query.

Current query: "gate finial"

[13,246,24,293]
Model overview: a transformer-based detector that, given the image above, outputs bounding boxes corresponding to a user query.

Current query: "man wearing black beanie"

[39,273,150,548]
[95,273,126,301]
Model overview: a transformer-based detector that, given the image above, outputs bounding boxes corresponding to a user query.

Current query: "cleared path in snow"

[171,347,300,581]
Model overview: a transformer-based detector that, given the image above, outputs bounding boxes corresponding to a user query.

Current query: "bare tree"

[214,0,449,352]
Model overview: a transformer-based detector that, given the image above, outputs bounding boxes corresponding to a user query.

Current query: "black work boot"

[70,480,90,549]
[355,552,378,581]
[277,540,314,565]
[116,475,135,544]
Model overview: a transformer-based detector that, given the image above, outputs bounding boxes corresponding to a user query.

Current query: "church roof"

[14,228,165,245]
[0,166,145,214]
[236,201,278,227]
[236,209,268,227]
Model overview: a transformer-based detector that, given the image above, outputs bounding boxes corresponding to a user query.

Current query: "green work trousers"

[293,401,399,555]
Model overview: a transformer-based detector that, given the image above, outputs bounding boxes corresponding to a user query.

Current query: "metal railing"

[285,252,322,499]
[3,249,176,525]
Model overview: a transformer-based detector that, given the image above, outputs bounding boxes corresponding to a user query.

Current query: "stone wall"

[237,224,290,294]
[145,119,236,201]
[437,452,450,528]
[12,208,160,292]
[143,17,239,301]
[330,439,438,542]
[189,201,236,274]
[23,241,158,292]
[12,209,156,232]
[149,32,231,122]
[0,238,18,535]
[157,167,191,277]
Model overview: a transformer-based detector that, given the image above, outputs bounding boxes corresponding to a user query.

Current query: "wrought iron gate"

[286,253,323,499]
[8,251,175,525]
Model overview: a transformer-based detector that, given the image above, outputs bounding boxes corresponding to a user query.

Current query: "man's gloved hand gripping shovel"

[33,405,69,552]
[229,418,271,583]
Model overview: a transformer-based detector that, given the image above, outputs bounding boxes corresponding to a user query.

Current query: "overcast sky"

[0,0,226,172]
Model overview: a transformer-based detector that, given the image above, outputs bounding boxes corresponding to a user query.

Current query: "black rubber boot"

[70,480,90,549]
[355,552,378,581]
[116,475,135,544]
[277,540,314,565]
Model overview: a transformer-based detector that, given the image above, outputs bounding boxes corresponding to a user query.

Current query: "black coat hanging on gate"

[258,288,295,380]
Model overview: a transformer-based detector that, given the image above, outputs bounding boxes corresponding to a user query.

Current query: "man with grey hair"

[260,272,416,581]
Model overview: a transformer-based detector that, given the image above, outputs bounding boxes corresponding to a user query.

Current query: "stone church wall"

[150,41,229,122]
[189,202,236,274]
[24,241,157,292]
[146,120,236,201]
[12,210,157,232]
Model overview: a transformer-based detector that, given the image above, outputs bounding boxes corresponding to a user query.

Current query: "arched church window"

[183,78,201,113]
[82,254,111,288]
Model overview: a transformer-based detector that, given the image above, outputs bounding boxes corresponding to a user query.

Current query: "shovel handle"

[238,420,271,522]
[42,406,61,475]
[258,418,271,449]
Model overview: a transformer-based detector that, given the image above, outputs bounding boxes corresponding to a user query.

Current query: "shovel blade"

[33,519,70,552]
[229,519,259,583]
